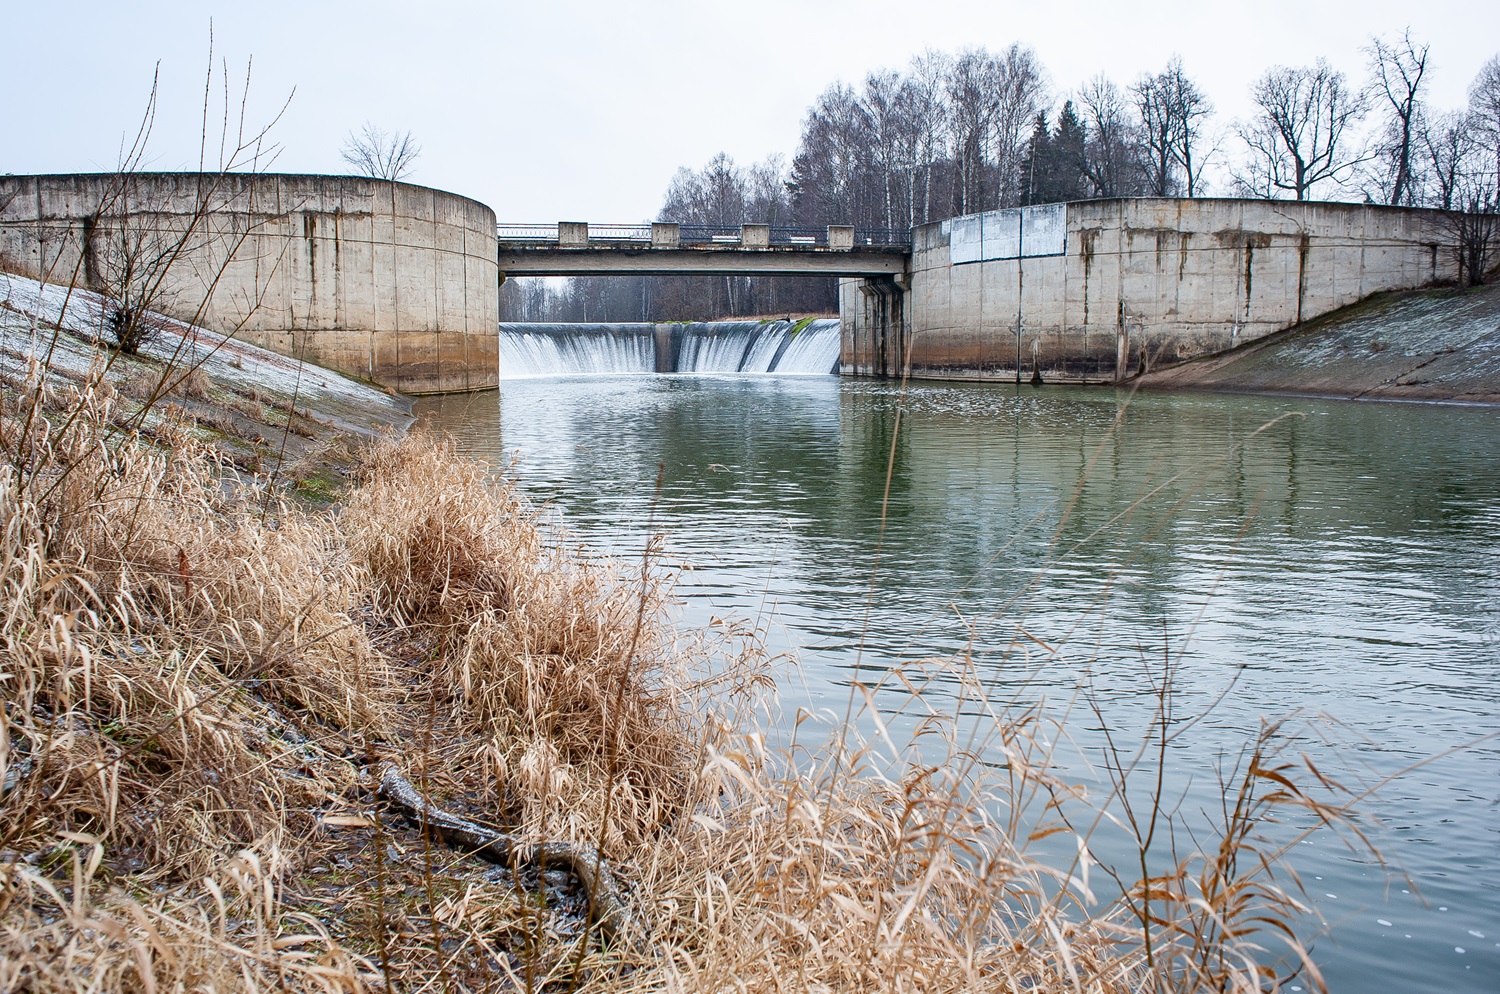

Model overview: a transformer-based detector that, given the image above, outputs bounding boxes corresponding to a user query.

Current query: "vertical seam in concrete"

[430,189,440,392]
[1058,205,1069,375]
[368,181,377,380]
[461,201,470,390]
[391,181,400,393]
[1358,206,1369,299]
[1116,200,1126,381]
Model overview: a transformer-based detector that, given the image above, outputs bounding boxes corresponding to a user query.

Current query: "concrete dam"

[1,172,1478,391]
[0,173,499,394]
[841,198,1458,383]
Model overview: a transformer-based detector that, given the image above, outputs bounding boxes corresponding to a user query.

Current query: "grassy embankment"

[2,285,1371,993]
[1139,281,1500,404]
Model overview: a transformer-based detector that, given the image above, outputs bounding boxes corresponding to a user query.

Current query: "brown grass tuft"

[166,366,214,401]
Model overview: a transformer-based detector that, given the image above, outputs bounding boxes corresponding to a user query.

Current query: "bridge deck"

[497,222,911,277]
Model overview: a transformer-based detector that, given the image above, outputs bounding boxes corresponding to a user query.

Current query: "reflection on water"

[416,376,1500,993]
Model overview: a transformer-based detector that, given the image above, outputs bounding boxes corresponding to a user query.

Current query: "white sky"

[5,1,1497,222]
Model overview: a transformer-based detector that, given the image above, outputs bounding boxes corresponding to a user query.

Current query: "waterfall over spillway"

[499,319,841,377]
[501,325,656,375]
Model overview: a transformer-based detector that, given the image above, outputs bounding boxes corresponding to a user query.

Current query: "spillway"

[499,319,841,377]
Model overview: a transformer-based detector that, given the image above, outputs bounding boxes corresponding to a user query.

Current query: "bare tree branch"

[1366,29,1430,206]
[340,123,421,181]
[1133,57,1212,197]
[1237,59,1369,201]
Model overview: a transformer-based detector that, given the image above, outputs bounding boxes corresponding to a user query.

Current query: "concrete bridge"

[496,222,910,277]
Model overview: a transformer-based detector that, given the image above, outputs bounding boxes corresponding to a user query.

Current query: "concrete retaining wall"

[0,173,498,394]
[841,198,1455,382]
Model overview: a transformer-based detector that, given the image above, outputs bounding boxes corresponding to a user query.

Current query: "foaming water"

[499,319,841,376]
[501,325,654,374]
[416,379,1500,993]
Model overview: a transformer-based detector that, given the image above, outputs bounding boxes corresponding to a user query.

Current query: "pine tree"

[1021,111,1051,205]
[1049,100,1089,202]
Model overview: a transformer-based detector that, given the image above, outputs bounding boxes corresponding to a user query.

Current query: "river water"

[414,369,1500,993]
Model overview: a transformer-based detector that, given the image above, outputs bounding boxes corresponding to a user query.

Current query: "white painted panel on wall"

[950,215,982,264]
[1021,202,1067,257]
[982,209,1022,260]
[951,204,1066,263]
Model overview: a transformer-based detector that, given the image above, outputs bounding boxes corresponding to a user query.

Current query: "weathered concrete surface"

[1136,282,1500,404]
[842,198,1464,383]
[0,173,499,394]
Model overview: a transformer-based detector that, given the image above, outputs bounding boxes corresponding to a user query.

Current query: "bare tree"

[1469,55,1500,198]
[340,122,420,180]
[1133,57,1212,196]
[1238,59,1369,201]
[791,83,871,224]
[1410,60,1500,284]
[1448,169,1497,285]
[1420,110,1473,210]
[701,152,748,226]
[991,43,1048,208]
[1165,58,1213,196]
[863,69,910,229]
[946,48,999,214]
[905,50,951,225]
[1366,29,1430,205]
[745,154,790,226]
[661,152,751,226]
[85,42,292,356]
[657,152,821,318]
[1078,74,1144,197]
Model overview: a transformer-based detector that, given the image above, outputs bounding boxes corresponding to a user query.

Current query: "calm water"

[415,376,1500,992]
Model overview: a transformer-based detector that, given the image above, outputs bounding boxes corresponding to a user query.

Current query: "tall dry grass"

[1,357,1371,993]
[343,437,718,850]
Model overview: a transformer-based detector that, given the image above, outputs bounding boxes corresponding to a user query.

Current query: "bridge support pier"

[654,323,675,373]
[842,275,909,378]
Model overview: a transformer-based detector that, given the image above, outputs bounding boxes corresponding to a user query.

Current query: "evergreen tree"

[1049,100,1089,202]
[1021,111,1051,204]
[1021,103,1090,204]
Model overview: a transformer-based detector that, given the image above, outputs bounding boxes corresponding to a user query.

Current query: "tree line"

[502,33,1500,321]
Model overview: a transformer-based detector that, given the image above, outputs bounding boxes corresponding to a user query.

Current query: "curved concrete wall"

[842,198,1455,382]
[0,173,498,394]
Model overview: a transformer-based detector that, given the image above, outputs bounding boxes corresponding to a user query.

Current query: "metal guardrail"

[496,222,912,248]
[854,228,912,246]
[678,224,742,244]
[496,224,559,241]
[588,224,651,241]
[769,226,825,244]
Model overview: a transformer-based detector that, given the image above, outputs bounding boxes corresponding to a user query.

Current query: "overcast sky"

[5,1,1496,221]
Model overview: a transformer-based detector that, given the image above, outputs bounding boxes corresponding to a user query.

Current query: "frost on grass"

[1,271,410,432]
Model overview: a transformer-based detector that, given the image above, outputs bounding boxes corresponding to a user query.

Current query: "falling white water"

[499,320,840,378]
[499,324,655,375]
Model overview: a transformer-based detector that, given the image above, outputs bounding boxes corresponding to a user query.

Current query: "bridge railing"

[589,223,652,241]
[496,224,560,241]
[768,225,826,245]
[855,228,913,247]
[679,224,744,245]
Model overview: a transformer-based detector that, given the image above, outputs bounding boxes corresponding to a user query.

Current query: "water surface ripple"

[416,377,1500,993]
